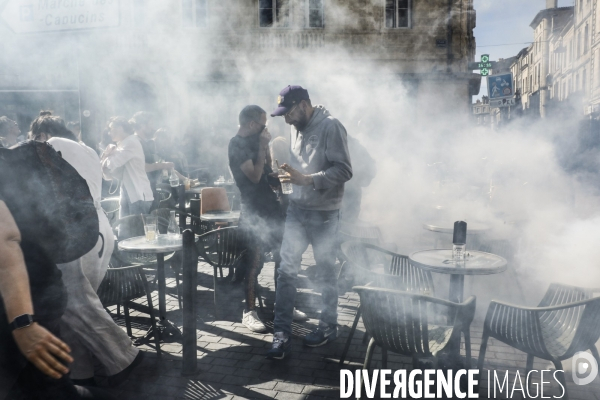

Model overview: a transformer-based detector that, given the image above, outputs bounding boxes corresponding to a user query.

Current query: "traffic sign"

[489,98,516,108]
[1,0,120,34]
[487,73,514,99]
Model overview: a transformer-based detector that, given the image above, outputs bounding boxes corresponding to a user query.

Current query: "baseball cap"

[271,85,310,117]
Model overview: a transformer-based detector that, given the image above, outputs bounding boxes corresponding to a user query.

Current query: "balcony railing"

[256,32,325,49]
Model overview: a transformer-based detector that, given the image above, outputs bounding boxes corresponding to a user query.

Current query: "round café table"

[119,235,198,342]
[409,249,507,303]
[409,249,507,364]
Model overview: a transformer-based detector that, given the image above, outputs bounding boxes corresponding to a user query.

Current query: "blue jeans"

[273,203,340,336]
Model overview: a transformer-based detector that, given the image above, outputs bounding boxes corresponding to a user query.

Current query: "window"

[307,0,324,28]
[583,69,587,92]
[584,25,589,54]
[577,32,582,58]
[259,0,290,28]
[385,0,411,29]
[182,0,207,28]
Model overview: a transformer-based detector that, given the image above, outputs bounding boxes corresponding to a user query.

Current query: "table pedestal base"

[135,319,182,346]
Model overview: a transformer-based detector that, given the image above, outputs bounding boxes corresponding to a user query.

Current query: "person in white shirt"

[101,117,154,218]
[30,112,142,385]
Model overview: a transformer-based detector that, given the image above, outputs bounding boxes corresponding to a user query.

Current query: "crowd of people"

[0,84,366,398]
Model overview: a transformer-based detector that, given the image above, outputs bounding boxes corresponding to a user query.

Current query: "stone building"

[472,95,490,125]
[507,0,600,118]
[0,0,478,149]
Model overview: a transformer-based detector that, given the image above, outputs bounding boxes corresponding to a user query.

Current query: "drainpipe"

[446,0,453,73]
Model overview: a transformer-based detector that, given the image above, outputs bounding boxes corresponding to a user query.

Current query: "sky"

[473,0,572,100]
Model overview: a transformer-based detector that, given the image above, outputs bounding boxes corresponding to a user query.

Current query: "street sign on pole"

[487,73,514,100]
[489,98,516,108]
[1,0,120,34]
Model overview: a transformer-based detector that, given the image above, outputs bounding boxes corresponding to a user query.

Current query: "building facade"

[472,95,490,125]
[507,0,600,118]
[0,0,478,149]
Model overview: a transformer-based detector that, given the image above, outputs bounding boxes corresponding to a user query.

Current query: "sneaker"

[266,332,291,360]
[292,308,309,322]
[242,309,267,333]
[303,322,337,347]
[274,303,309,322]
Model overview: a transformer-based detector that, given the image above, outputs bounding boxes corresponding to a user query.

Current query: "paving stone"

[275,392,307,400]
[274,382,306,394]
[246,388,280,399]
[96,251,600,400]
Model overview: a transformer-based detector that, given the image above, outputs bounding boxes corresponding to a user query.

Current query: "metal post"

[178,184,186,229]
[181,229,197,375]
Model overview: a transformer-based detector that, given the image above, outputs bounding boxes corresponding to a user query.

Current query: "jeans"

[273,203,340,336]
[119,188,153,219]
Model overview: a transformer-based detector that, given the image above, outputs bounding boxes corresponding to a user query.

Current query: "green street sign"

[481,68,489,76]
[481,54,490,63]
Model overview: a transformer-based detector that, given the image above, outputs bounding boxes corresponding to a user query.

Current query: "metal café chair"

[478,283,600,400]
[199,187,232,234]
[111,215,180,307]
[338,240,435,365]
[194,226,262,318]
[97,264,161,355]
[354,286,476,372]
[156,188,173,209]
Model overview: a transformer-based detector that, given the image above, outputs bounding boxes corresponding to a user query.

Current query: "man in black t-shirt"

[228,105,285,333]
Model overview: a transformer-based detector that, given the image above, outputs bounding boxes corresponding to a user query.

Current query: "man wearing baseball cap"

[266,85,352,359]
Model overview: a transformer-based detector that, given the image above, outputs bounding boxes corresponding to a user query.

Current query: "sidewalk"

[101,247,600,400]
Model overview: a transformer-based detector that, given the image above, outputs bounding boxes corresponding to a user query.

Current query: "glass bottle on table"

[169,170,179,187]
[167,210,180,240]
[452,221,467,264]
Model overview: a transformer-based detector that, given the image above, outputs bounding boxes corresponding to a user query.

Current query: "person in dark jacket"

[267,86,352,359]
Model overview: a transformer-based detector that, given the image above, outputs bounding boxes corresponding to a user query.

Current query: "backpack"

[0,140,99,264]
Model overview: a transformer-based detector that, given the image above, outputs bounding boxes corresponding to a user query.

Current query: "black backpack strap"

[98,232,104,258]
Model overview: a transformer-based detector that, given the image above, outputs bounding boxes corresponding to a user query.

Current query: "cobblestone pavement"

[99,246,600,400]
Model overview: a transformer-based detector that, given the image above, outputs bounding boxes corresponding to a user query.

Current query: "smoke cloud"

[2,0,598,310]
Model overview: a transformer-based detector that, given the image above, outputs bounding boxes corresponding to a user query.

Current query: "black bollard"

[181,229,197,375]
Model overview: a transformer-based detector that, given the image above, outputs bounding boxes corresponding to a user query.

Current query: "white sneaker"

[242,309,267,332]
[274,303,309,322]
[293,308,309,322]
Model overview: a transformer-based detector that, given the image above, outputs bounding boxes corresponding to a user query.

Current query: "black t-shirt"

[228,134,279,217]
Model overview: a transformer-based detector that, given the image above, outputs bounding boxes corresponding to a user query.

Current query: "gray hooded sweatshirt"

[288,105,353,210]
